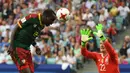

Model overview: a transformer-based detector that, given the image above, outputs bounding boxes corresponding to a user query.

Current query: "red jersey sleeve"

[103,40,118,64]
[81,47,98,60]
[17,13,42,28]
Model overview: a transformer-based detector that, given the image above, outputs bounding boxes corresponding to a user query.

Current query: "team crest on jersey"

[33,31,39,37]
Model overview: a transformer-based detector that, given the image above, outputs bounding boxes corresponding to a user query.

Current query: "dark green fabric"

[14,16,44,50]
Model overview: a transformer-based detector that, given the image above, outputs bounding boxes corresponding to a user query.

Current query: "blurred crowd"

[119,35,130,64]
[0,0,130,72]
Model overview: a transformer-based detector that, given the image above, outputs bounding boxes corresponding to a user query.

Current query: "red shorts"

[10,47,34,73]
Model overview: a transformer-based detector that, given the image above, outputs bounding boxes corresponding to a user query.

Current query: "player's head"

[100,41,107,53]
[42,9,56,26]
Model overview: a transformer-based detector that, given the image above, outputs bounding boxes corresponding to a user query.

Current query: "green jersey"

[14,13,44,50]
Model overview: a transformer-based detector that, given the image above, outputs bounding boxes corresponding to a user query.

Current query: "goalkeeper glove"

[93,24,106,41]
[80,29,93,47]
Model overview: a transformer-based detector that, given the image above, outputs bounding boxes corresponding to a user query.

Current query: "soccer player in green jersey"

[8,9,56,73]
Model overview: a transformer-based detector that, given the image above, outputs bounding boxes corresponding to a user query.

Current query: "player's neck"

[102,52,107,57]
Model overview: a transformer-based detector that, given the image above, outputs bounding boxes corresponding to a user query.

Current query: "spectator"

[1,3,12,19]
[115,12,124,31]
[86,17,96,29]
[93,11,99,24]
[99,10,106,23]
[82,9,93,21]
[47,0,57,11]
[7,14,14,25]
[120,42,129,57]
[106,0,113,11]
[4,45,13,64]
[69,36,76,49]
[21,3,30,16]
[13,5,21,19]
[66,49,77,73]
[85,0,95,9]
[120,36,130,57]
[0,53,5,64]
[73,43,83,69]
[42,44,52,58]
[75,25,81,44]
[119,55,128,64]
[118,2,130,19]
[90,4,97,14]
[38,0,47,10]
[56,51,67,64]
[52,43,60,57]
[110,3,118,16]
[118,2,130,29]
[0,37,10,52]
[62,25,74,41]
[5,55,13,64]
[67,50,76,66]
[107,23,117,43]
[72,0,82,10]
[89,32,99,52]
[33,54,46,64]
[0,20,10,33]
[2,27,11,39]
[41,27,54,43]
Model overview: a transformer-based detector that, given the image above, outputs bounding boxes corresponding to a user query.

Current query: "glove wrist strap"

[100,35,106,41]
[81,41,86,47]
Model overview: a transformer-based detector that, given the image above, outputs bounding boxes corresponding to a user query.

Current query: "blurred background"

[0,0,130,73]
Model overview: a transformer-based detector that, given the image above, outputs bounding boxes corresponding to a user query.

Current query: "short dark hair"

[42,9,56,21]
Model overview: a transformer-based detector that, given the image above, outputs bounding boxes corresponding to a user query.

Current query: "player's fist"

[80,29,93,47]
[35,46,41,55]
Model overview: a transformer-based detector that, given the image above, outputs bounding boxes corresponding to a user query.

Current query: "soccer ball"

[56,8,70,22]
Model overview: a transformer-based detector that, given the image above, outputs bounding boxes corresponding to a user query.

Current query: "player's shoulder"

[28,13,41,18]
[23,13,42,19]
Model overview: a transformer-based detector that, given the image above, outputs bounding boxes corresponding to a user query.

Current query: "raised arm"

[81,45,98,60]
[103,40,118,61]
[94,24,118,64]
[80,28,98,60]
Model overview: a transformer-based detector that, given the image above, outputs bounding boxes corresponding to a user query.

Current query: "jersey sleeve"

[103,40,118,64]
[17,13,43,28]
[81,47,98,61]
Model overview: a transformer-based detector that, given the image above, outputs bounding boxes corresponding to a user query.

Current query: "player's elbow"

[81,48,89,57]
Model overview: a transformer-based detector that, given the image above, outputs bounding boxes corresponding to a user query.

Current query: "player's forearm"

[81,47,97,59]
[103,39,117,57]
[10,25,19,48]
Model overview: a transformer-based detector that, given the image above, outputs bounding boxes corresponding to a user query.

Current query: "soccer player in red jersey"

[7,9,56,73]
[80,24,120,73]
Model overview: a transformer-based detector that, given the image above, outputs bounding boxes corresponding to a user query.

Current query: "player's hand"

[93,24,106,41]
[35,46,41,55]
[80,29,93,47]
